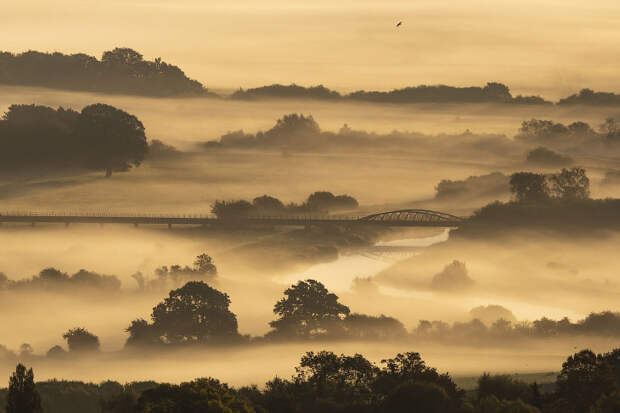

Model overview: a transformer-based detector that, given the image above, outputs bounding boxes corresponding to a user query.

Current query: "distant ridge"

[2,48,620,105]
[0,48,214,97]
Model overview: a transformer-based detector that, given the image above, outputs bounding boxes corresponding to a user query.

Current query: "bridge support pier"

[168,223,172,230]
[31,222,35,227]
[133,223,138,228]
[65,222,70,228]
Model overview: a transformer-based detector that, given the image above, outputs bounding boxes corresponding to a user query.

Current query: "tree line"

[3,47,620,106]
[0,48,208,97]
[3,277,620,360]
[211,192,359,219]
[457,168,620,232]
[204,113,620,165]
[231,83,620,106]
[3,346,620,412]
[0,254,217,294]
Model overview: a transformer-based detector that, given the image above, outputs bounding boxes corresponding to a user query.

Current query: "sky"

[2,0,620,98]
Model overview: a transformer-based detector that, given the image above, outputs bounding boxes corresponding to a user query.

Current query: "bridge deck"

[0,213,462,228]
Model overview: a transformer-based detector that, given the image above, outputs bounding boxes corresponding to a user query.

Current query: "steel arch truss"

[358,209,463,225]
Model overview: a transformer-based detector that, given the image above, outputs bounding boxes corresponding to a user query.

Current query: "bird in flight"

[396,21,403,27]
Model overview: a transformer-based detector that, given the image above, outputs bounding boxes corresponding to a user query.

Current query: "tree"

[252,195,285,214]
[509,172,550,202]
[211,200,255,219]
[600,118,620,140]
[343,314,408,339]
[526,147,573,166]
[548,167,590,200]
[430,260,474,291]
[62,327,100,353]
[101,47,144,67]
[125,319,163,348]
[305,191,359,212]
[193,254,217,275]
[137,378,254,413]
[382,381,452,413]
[150,281,239,344]
[269,279,350,338]
[555,349,618,412]
[77,103,148,177]
[377,353,462,398]
[6,364,42,413]
[293,351,378,407]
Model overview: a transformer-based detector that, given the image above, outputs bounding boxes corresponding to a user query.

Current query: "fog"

[4,0,620,98]
[2,222,620,385]
[2,86,620,388]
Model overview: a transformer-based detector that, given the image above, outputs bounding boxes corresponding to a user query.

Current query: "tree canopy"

[127,281,240,346]
[0,103,148,176]
[6,364,42,413]
[62,328,100,353]
[269,279,350,338]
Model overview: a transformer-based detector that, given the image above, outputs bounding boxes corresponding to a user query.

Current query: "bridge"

[0,209,464,228]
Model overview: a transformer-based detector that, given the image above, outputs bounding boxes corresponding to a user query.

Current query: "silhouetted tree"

[305,191,359,212]
[150,281,240,344]
[77,104,148,177]
[0,103,149,176]
[258,114,320,146]
[376,352,464,412]
[477,373,535,404]
[343,314,407,339]
[269,279,350,338]
[526,147,573,166]
[252,195,285,214]
[211,200,255,219]
[45,345,67,359]
[125,319,163,348]
[558,88,620,106]
[431,260,474,291]
[555,349,620,412]
[509,172,550,202]
[435,172,509,200]
[62,328,100,353]
[137,378,254,413]
[193,254,217,275]
[549,167,590,200]
[6,364,42,413]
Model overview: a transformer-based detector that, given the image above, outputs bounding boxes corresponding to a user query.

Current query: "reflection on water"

[278,229,451,291]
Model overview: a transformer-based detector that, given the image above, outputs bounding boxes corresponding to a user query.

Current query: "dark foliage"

[526,147,573,167]
[205,113,515,157]
[414,311,620,344]
[558,88,620,106]
[231,84,341,101]
[125,281,241,346]
[138,253,218,291]
[0,103,148,177]
[232,82,549,105]
[137,378,254,413]
[0,48,208,97]
[268,279,350,339]
[62,328,100,353]
[435,172,509,201]
[5,267,121,293]
[211,191,358,218]
[508,168,589,203]
[6,364,42,413]
[2,348,620,413]
[430,260,474,291]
